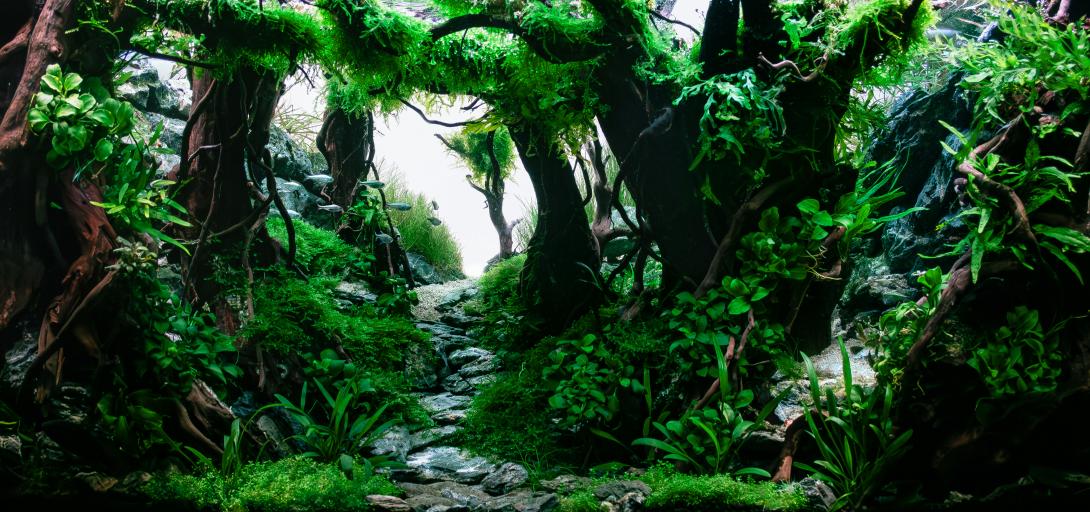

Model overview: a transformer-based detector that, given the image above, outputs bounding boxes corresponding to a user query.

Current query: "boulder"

[405,494,469,512]
[449,348,491,369]
[539,475,591,494]
[480,463,529,495]
[369,425,413,462]
[458,354,499,378]
[442,374,474,395]
[400,481,491,509]
[410,425,461,452]
[410,252,444,285]
[419,393,472,416]
[0,320,37,396]
[271,178,319,220]
[334,281,378,305]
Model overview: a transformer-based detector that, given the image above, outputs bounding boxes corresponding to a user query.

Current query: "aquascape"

[2,1,1090,511]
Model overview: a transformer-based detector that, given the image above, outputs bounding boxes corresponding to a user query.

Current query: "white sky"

[154,1,709,277]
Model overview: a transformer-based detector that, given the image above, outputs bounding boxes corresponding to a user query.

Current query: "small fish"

[318,204,344,213]
[431,200,439,210]
[428,217,442,226]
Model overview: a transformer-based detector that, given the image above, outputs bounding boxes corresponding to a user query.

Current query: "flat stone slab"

[403,446,497,484]
[419,393,472,415]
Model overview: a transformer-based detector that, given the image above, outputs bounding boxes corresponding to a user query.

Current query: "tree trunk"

[510,125,600,329]
[317,107,373,211]
[592,58,718,291]
[173,67,284,334]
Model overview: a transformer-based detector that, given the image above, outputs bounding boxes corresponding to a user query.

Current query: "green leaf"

[727,297,750,315]
[62,72,83,93]
[797,198,820,215]
[93,139,114,162]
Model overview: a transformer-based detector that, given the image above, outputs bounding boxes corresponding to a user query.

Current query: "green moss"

[557,489,600,512]
[476,253,526,303]
[457,346,578,479]
[246,272,427,367]
[641,465,807,512]
[464,254,532,348]
[144,456,401,511]
[267,217,370,279]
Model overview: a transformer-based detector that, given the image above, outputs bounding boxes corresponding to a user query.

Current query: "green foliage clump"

[267,217,373,278]
[129,0,325,76]
[444,126,517,181]
[29,65,191,251]
[830,0,935,73]
[245,271,427,368]
[640,464,807,512]
[464,254,530,347]
[544,334,643,429]
[967,306,1062,398]
[458,346,577,477]
[143,456,400,511]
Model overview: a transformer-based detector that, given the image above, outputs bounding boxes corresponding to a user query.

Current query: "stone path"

[367,282,560,512]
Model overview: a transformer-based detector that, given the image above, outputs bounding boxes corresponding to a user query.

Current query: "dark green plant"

[796,338,913,511]
[967,306,1062,398]
[640,463,807,512]
[633,389,781,476]
[543,334,642,430]
[875,266,945,383]
[275,377,404,477]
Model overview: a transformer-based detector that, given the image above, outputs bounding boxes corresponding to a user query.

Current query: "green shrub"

[464,254,531,348]
[144,456,401,511]
[557,489,599,512]
[641,465,807,512]
[382,171,463,277]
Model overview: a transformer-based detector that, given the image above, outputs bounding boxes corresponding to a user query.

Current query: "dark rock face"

[867,76,974,274]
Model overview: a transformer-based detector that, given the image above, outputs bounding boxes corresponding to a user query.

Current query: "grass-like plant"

[796,338,913,511]
[382,170,464,277]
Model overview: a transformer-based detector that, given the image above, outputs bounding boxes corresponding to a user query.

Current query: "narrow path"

[368,281,560,512]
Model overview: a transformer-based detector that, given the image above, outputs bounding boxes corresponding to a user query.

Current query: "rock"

[406,342,441,391]
[593,481,651,502]
[440,311,480,329]
[0,435,22,460]
[480,463,529,495]
[798,477,837,510]
[476,491,558,512]
[431,409,468,425]
[411,425,461,452]
[601,491,646,512]
[539,475,591,494]
[436,285,478,312]
[370,425,413,462]
[417,322,465,338]
[267,125,317,182]
[334,281,378,305]
[272,178,320,220]
[400,481,491,509]
[302,173,335,193]
[449,348,491,369]
[406,494,469,512]
[442,374,474,395]
[77,471,119,493]
[419,393,472,416]
[738,430,785,460]
[0,319,37,395]
[368,495,412,512]
[458,354,499,378]
[402,446,497,484]
[410,252,444,285]
[466,374,497,390]
[136,112,186,177]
